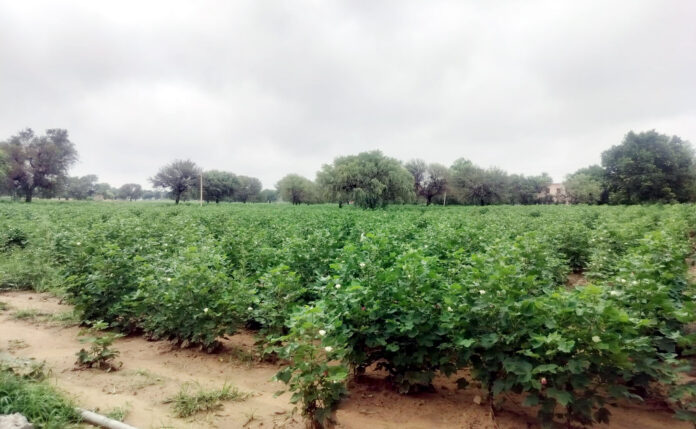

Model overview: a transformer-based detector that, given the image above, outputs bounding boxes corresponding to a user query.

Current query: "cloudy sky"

[1,1,695,189]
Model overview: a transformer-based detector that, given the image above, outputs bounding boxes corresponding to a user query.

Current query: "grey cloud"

[1,0,694,189]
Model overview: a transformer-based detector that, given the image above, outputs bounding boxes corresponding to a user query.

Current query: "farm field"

[1,201,696,428]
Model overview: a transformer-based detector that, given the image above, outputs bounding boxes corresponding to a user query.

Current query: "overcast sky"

[1,1,695,189]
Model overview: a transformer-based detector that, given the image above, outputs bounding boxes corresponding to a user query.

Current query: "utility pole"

[443,191,447,206]
[199,173,203,206]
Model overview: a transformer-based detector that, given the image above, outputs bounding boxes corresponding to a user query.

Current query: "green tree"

[405,160,449,205]
[317,151,413,209]
[117,183,143,201]
[65,175,98,200]
[507,173,552,204]
[564,165,605,204]
[602,130,696,203]
[94,183,116,200]
[203,170,238,203]
[450,159,510,205]
[277,174,318,204]
[150,159,201,204]
[0,128,78,202]
[142,189,163,200]
[234,175,262,203]
[259,189,278,203]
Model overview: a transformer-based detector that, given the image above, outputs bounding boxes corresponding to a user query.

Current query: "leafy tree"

[564,165,605,204]
[420,163,449,205]
[602,130,696,203]
[150,159,201,204]
[0,149,7,178]
[203,170,238,203]
[94,183,116,200]
[277,174,318,204]
[117,183,143,201]
[316,151,414,209]
[0,128,78,202]
[234,175,262,203]
[0,149,8,196]
[406,160,449,205]
[405,159,427,196]
[508,173,552,204]
[259,189,278,203]
[450,159,509,205]
[142,189,163,200]
[65,175,98,200]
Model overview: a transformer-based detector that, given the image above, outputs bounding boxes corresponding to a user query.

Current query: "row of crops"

[1,201,696,427]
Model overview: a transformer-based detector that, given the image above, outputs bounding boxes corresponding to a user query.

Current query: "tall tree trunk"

[24,188,33,203]
[175,193,180,204]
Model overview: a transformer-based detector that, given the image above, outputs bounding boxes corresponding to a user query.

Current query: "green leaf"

[546,388,573,406]
[326,366,349,382]
[532,364,559,374]
[455,338,475,347]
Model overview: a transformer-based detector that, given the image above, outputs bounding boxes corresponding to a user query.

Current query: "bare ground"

[0,291,690,429]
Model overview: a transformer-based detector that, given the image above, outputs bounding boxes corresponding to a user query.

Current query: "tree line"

[1,128,695,207]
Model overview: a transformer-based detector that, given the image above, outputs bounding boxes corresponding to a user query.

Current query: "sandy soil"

[0,291,690,429]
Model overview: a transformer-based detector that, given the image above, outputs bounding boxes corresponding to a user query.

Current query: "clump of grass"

[105,404,130,422]
[11,309,46,320]
[0,301,8,311]
[0,362,81,427]
[7,307,79,326]
[165,382,251,418]
[46,310,80,327]
[123,368,165,392]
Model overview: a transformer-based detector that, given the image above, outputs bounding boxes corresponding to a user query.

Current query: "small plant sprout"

[75,320,123,371]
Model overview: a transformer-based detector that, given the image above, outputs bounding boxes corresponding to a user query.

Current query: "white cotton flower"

[319,330,326,336]
[630,280,638,286]
[619,278,626,283]
[203,308,209,313]
[447,306,453,312]
[166,277,172,282]
[359,262,366,268]
[479,290,486,295]
[335,284,341,289]
[247,307,253,311]
[324,346,333,352]
[610,290,620,296]
[76,242,81,246]
[592,336,601,343]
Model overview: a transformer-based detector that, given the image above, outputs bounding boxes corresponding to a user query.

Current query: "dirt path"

[0,291,690,429]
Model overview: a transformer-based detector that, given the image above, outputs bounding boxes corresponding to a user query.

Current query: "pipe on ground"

[76,408,139,429]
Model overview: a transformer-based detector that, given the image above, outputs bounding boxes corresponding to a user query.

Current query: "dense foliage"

[1,201,695,427]
[602,130,696,204]
[0,128,78,202]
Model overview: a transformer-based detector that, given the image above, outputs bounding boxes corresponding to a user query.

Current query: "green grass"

[11,309,46,320]
[0,301,8,311]
[45,310,80,327]
[165,382,251,418]
[104,404,130,422]
[8,309,79,326]
[0,367,81,428]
